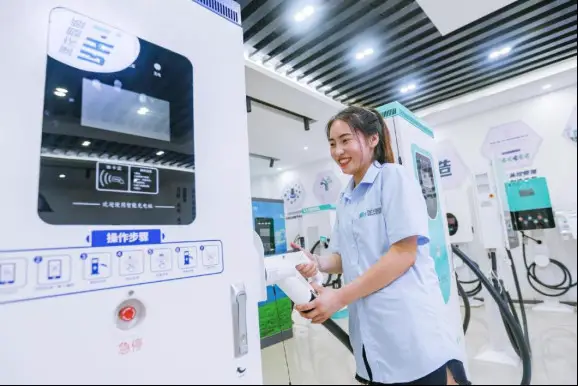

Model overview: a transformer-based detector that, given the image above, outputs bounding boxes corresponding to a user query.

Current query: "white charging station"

[0,1,265,384]
[379,102,469,371]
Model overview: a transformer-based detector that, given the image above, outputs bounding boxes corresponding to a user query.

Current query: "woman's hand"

[290,242,319,279]
[296,283,345,324]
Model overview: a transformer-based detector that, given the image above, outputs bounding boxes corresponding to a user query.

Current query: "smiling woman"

[293,106,470,385]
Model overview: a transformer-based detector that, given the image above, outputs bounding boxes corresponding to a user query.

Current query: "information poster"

[481,120,542,170]
[312,170,342,205]
[436,141,469,190]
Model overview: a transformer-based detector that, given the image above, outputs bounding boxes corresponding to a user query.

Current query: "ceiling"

[237,0,577,112]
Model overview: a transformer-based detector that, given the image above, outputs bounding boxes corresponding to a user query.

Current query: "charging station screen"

[81,78,171,142]
[415,153,438,219]
[38,8,196,226]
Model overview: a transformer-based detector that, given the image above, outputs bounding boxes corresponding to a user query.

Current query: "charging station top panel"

[39,7,195,226]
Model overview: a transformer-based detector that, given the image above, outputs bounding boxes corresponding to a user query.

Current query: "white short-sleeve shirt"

[330,162,462,383]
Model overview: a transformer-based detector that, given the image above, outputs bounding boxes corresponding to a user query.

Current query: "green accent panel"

[376,101,434,138]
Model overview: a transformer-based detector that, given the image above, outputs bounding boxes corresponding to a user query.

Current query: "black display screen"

[415,152,438,219]
[39,8,195,226]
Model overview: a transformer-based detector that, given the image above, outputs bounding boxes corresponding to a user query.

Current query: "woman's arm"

[339,236,417,305]
[317,253,343,275]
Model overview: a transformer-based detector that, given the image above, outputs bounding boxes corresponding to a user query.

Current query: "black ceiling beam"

[305,16,434,87]
[244,0,289,49]
[406,51,578,112]
[286,0,416,75]
[333,0,563,98]
[315,0,548,93]
[358,22,577,106]
[254,0,370,67]
[397,43,578,109]
[284,0,417,72]
[342,2,577,103]
[240,0,284,33]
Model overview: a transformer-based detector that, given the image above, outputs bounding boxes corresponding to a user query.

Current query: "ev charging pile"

[0,1,266,384]
[0,2,533,385]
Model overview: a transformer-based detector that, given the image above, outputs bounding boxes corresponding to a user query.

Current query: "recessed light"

[304,146,309,150]
[137,107,150,115]
[400,84,417,94]
[294,5,315,22]
[277,167,283,171]
[156,150,165,156]
[54,90,67,97]
[542,84,552,90]
[356,48,375,60]
[55,87,68,94]
[59,174,66,179]
[81,140,91,147]
[489,46,512,60]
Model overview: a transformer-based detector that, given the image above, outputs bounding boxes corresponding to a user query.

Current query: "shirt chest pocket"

[349,201,386,263]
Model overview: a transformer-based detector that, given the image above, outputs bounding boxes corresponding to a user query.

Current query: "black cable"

[488,251,523,358]
[506,248,531,353]
[521,232,577,297]
[452,245,532,386]
[456,274,471,334]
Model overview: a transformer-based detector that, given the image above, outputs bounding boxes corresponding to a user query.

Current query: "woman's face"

[328,119,377,177]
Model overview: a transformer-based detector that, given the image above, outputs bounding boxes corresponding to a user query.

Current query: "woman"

[293,106,469,385]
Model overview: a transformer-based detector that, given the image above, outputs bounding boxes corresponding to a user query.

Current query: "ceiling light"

[294,5,315,22]
[54,90,67,97]
[55,87,68,94]
[401,83,417,94]
[489,46,512,60]
[304,146,309,150]
[156,150,165,156]
[137,107,150,115]
[277,167,283,171]
[542,84,552,90]
[356,48,375,60]
[303,5,315,16]
[81,140,91,147]
[59,174,66,179]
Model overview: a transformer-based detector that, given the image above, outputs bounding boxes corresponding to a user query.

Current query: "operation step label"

[0,239,223,305]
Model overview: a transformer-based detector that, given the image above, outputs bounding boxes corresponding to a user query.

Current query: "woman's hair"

[326,106,395,164]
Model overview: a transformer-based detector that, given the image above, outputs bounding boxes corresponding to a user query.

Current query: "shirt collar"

[342,161,383,201]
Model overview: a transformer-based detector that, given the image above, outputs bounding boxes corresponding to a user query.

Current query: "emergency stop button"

[119,306,137,322]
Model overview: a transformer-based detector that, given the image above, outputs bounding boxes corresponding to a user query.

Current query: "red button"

[119,306,137,322]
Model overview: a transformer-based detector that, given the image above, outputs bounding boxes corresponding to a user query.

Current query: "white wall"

[251,157,349,247]
[435,85,577,302]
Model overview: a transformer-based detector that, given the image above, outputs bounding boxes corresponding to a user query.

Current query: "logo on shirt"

[359,207,382,219]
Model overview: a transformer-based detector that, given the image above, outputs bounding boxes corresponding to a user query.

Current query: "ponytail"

[368,108,395,164]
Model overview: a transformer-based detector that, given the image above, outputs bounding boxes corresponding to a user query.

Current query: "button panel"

[0,240,223,304]
[511,209,556,231]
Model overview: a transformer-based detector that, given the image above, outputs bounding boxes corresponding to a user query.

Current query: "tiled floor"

[261,305,577,385]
